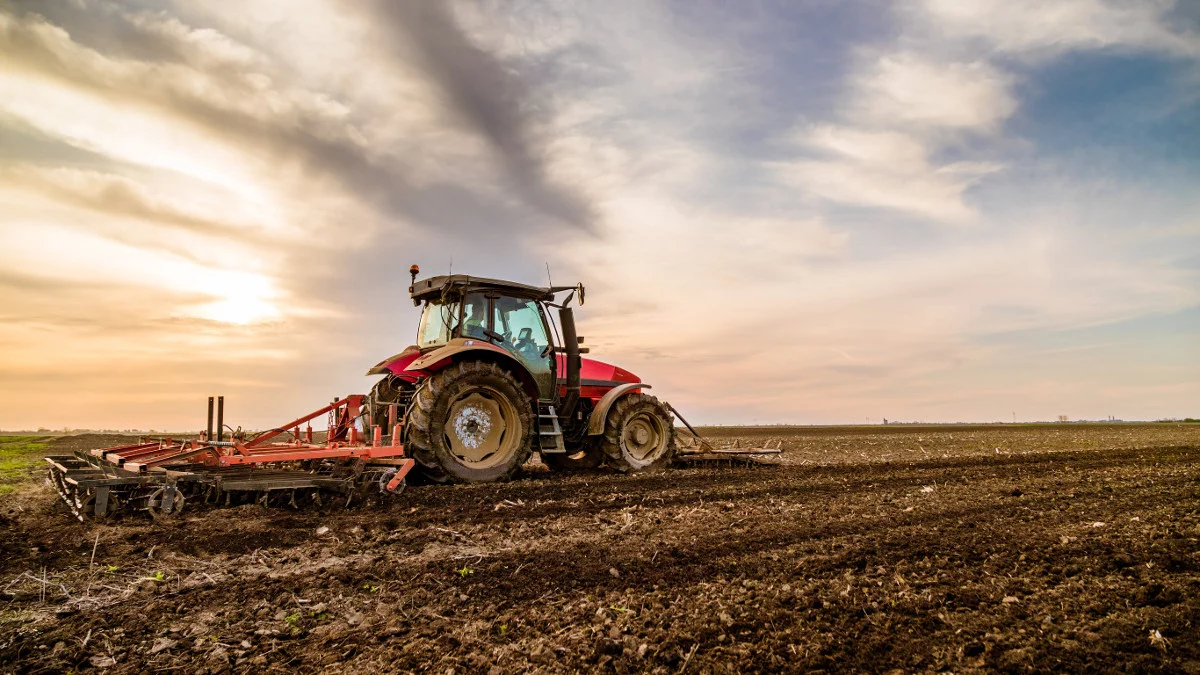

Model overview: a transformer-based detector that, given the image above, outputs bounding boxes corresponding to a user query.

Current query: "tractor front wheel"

[599,393,677,472]
[405,361,534,483]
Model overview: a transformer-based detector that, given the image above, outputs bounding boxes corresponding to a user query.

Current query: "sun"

[190,272,281,325]
[196,295,280,325]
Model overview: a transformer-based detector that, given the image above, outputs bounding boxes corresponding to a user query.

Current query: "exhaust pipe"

[558,306,581,421]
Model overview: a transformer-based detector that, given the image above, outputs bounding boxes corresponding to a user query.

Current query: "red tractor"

[364,268,677,483]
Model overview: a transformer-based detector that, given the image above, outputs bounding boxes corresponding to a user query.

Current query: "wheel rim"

[442,388,522,469]
[622,411,668,462]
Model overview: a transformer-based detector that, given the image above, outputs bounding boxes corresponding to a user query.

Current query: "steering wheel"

[513,327,533,350]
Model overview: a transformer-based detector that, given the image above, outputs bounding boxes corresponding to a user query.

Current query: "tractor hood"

[558,354,641,388]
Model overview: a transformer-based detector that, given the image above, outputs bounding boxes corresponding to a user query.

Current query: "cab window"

[494,297,549,360]
[461,293,490,341]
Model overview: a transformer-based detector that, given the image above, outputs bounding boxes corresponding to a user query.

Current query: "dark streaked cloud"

[364,0,596,230]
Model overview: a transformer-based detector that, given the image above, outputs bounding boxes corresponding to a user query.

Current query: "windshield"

[416,299,460,348]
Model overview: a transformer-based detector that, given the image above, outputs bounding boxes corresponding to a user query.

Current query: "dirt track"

[2,424,1198,673]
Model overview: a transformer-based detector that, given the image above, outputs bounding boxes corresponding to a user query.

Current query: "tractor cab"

[409,275,562,399]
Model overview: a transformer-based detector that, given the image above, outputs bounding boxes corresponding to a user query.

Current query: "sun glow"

[0,220,284,326]
[176,265,283,325]
[194,294,280,325]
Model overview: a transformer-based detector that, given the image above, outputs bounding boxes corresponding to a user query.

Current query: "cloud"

[769,58,1012,223]
[586,219,1198,423]
[6,0,263,67]
[0,165,263,244]
[912,0,1200,59]
[768,0,1197,225]
[776,125,1003,222]
[0,10,375,187]
[362,1,596,230]
[852,52,1017,132]
[0,0,611,429]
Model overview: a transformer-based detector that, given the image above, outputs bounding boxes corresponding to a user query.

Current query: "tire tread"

[404,360,533,483]
[599,393,677,473]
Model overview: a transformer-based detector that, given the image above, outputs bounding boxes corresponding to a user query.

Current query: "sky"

[0,0,1197,430]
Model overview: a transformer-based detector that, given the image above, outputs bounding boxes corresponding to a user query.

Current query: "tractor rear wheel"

[405,361,534,483]
[599,393,677,472]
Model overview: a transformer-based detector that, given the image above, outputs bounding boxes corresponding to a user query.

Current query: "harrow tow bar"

[383,459,417,494]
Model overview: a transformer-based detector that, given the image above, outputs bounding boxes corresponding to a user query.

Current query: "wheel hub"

[623,413,666,462]
[443,391,516,466]
[454,405,493,449]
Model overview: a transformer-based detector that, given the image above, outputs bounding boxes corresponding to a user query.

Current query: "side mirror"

[576,283,586,306]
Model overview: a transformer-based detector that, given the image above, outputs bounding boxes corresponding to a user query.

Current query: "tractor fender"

[405,338,539,399]
[587,382,651,436]
[366,345,420,376]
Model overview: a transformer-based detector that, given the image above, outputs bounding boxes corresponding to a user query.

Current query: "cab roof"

[409,275,568,303]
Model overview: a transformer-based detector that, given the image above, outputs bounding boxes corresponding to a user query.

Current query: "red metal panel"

[216,443,407,466]
[84,395,404,472]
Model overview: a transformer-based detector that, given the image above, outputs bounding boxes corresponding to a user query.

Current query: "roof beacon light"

[409,264,420,286]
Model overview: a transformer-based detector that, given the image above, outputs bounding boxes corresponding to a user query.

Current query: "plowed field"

[2,424,1198,673]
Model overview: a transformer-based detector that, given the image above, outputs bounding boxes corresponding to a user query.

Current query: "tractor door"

[492,296,555,399]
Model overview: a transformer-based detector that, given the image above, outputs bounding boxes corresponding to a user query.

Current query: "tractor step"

[538,404,566,453]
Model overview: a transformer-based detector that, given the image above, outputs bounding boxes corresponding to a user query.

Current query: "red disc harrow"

[45,395,415,521]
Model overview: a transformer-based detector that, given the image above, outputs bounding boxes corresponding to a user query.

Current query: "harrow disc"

[47,467,69,503]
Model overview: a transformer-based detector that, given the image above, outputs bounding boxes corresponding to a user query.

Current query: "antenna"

[448,256,453,276]
[545,262,553,287]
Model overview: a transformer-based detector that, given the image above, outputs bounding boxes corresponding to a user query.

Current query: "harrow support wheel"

[376,468,407,496]
[78,489,121,520]
[405,361,534,483]
[146,487,185,520]
[599,393,677,473]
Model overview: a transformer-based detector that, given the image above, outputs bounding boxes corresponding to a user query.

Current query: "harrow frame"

[46,395,416,520]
